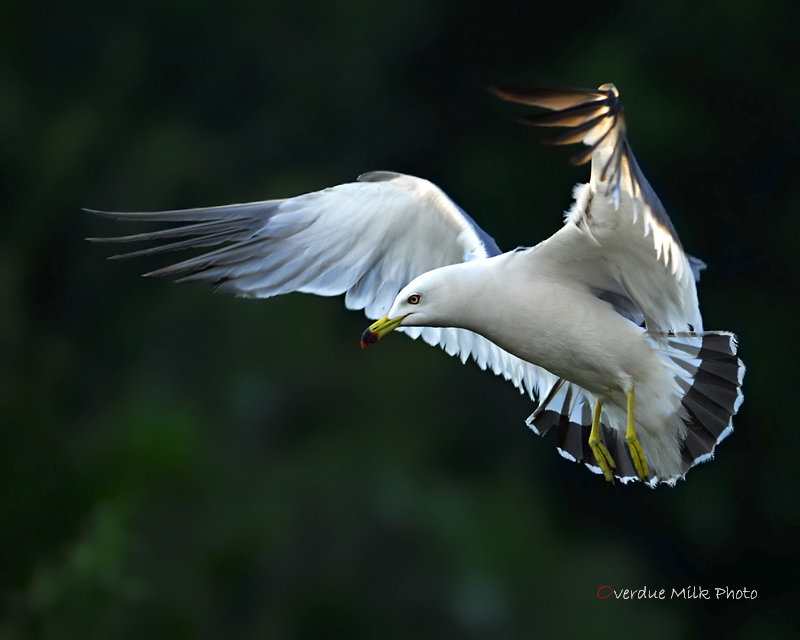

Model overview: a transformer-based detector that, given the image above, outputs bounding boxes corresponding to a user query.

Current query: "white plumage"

[88,84,744,487]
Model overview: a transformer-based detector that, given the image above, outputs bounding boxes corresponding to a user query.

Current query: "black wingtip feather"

[491,85,608,111]
[517,102,610,128]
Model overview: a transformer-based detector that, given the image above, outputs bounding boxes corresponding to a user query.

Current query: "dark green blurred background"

[3,0,799,637]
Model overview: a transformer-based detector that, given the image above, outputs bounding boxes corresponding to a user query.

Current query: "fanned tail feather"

[660,331,745,470]
[527,331,744,486]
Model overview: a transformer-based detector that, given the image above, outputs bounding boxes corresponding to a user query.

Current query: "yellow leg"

[588,400,615,482]
[625,386,650,481]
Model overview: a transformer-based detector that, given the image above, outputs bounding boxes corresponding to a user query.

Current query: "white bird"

[87,84,744,487]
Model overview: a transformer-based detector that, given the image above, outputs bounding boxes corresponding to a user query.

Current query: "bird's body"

[88,83,744,486]
[469,272,688,478]
[406,253,649,395]
[381,214,690,480]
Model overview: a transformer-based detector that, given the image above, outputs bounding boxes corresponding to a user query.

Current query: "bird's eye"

[407,294,421,305]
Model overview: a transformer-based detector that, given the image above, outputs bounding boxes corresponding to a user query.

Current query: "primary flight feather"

[88,84,744,486]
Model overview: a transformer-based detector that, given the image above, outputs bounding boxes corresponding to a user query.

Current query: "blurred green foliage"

[2,0,799,638]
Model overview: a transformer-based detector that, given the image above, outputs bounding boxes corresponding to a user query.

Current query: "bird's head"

[360,268,458,348]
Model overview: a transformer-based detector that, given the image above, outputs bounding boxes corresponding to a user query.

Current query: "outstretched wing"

[492,84,703,333]
[87,171,559,401]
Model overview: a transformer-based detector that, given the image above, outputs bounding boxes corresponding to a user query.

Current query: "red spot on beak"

[360,329,379,349]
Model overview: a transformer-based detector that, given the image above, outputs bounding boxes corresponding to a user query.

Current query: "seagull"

[87,83,744,487]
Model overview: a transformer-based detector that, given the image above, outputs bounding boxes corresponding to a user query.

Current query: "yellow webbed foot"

[625,433,650,480]
[590,438,616,483]
[589,400,616,483]
[626,387,650,481]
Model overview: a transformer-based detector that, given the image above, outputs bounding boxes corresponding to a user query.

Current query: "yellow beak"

[360,314,406,348]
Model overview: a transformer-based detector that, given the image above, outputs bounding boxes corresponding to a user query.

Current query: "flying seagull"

[87,83,744,487]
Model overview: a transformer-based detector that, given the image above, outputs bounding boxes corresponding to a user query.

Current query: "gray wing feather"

[88,173,563,401]
[87,173,497,311]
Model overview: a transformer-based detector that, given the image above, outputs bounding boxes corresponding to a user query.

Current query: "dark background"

[2,0,799,637]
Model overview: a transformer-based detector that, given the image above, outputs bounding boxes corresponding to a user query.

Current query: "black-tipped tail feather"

[665,332,744,470]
